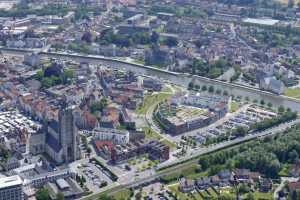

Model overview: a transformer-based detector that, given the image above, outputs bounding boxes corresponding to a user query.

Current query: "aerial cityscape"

[1,0,300,199]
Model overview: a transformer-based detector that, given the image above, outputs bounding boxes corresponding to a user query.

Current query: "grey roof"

[56,178,70,190]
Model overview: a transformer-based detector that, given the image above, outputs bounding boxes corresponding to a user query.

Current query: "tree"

[223,90,229,96]
[150,31,159,44]
[260,99,265,106]
[63,69,74,80]
[246,192,255,200]
[188,82,194,90]
[90,98,108,113]
[56,193,64,200]
[35,70,44,81]
[208,85,215,93]
[36,187,50,200]
[278,105,285,113]
[201,85,207,91]
[267,102,273,108]
[238,183,250,194]
[98,194,112,200]
[289,150,299,162]
[41,77,53,88]
[135,190,142,200]
[216,89,222,95]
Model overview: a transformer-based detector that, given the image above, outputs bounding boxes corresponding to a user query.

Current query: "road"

[80,118,300,199]
[3,48,300,111]
[158,118,300,169]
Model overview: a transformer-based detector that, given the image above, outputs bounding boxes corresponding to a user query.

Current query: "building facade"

[45,105,80,164]
[0,175,23,200]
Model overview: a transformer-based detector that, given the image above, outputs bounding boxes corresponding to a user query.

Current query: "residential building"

[92,127,130,145]
[179,178,195,193]
[142,77,163,91]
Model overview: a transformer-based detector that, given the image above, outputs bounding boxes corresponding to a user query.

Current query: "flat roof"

[0,175,23,189]
[242,18,279,26]
[56,178,70,190]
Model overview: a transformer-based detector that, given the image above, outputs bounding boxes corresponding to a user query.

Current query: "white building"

[0,175,23,200]
[93,127,129,144]
[259,76,285,95]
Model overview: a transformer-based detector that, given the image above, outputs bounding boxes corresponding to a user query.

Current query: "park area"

[284,87,300,99]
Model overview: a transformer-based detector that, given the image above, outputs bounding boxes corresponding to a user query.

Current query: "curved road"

[2,48,300,111]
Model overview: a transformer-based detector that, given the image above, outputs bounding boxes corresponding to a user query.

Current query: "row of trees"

[199,123,300,178]
[188,82,229,96]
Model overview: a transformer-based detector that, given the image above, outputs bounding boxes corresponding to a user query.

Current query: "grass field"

[284,87,300,99]
[229,101,240,113]
[278,163,290,177]
[160,139,177,149]
[111,189,132,200]
[136,92,171,114]
[142,127,162,140]
[251,191,273,200]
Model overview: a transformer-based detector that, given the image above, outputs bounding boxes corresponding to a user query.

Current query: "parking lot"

[77,162,113,192]
[194,104,278,144]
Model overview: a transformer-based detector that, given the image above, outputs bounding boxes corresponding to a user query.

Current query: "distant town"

[1,0,300,200]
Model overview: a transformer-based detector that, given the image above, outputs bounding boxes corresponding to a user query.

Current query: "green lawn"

[133,59,145,65]
[185,170,209,179]
[229,101,240,113]
[136,92,171,114]
[220,187,272,200]
[278,163,290,177]
[142,127,162,140]
[207,187,218,197]
[160,139,177,149]
[161,85,173,93]
[251,191,273,200]
[284,88,300,99]
[162,162,209,180]
[111,189,132,200]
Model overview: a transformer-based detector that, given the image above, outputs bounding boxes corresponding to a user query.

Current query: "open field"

[229,101,240,112]
[136,92,171,114]
[284,87,300,99]
[142,127,162,140]
[111,189,132,200]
